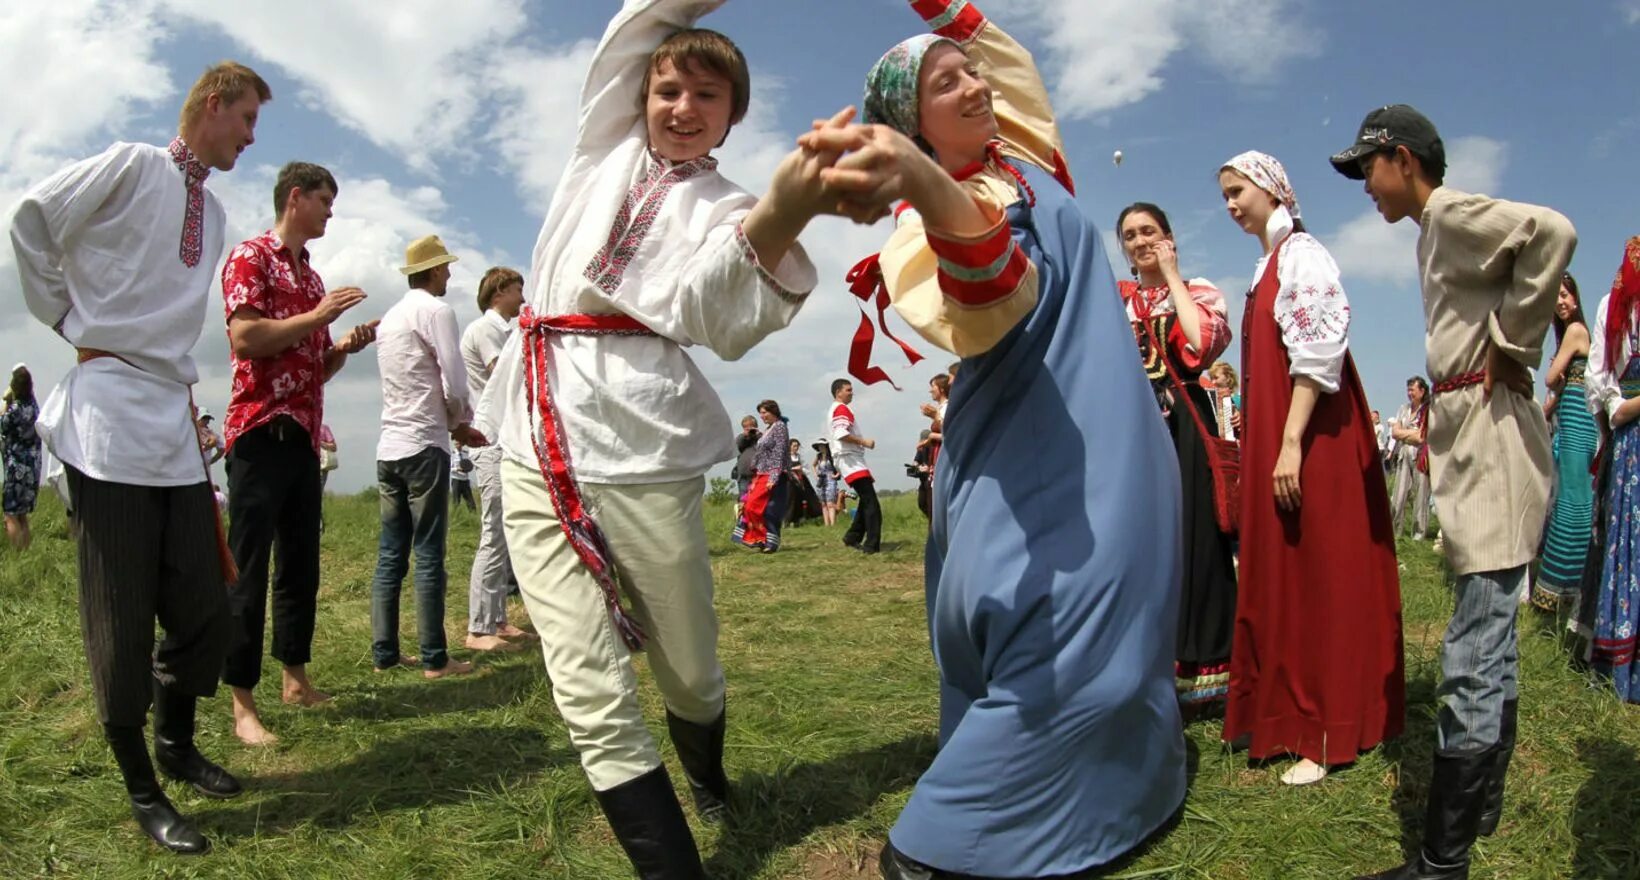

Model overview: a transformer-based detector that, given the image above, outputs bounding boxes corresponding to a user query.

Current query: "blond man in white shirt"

[9,62,270,856]
[370,235,484,679]
[460,266,528,651]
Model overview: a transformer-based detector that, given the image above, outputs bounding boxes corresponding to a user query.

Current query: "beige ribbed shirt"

[1416,186,1576,575]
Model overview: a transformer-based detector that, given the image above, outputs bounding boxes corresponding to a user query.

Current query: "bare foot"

[464,634,519,652]
[373,654,417,672]
[230,688,279,746]
[281,666,332,706]
[495,623,536,640]
[424,659,475,680]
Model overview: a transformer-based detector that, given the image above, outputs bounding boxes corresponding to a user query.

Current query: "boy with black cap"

[1332,105,1575,880]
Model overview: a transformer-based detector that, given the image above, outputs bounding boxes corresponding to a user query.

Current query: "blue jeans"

[371,447,451,670]
[1436,565,1523,754]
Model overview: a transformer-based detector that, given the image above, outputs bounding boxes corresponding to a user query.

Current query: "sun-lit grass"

[1,490,1637,879]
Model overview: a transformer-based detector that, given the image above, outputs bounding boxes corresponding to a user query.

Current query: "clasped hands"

[768,106,943,227]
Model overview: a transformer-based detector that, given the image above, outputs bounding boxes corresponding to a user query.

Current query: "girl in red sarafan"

[1218,150,1405,786]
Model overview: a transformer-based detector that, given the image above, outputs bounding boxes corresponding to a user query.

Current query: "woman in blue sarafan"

[802,2,1186,876]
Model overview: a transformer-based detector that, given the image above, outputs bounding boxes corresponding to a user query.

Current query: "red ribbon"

[1417,371,1485,474]
[518,307,654,651]
[845,254,924,389]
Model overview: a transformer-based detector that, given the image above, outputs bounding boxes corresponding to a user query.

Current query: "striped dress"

[1535,355,1599,605]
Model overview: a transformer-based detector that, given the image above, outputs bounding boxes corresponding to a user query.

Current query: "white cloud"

[1325,135,1510,287]
[1001,0,1321,118]
[1623,1,1640,25]
[486,40,599,213]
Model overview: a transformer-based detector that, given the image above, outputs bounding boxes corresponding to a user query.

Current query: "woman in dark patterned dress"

[3,365,42,551]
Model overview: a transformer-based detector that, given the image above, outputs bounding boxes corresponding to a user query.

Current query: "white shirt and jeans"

[370,287,473,671]
[460,308,516,635]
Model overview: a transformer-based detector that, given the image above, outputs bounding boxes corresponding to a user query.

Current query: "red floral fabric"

[220,230,332,453]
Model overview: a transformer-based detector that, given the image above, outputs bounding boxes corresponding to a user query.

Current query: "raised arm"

[908,0,1071,186]
[577,0,727,154]
[10,143,144,333]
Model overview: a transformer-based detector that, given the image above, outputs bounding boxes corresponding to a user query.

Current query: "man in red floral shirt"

[219,161,378,745]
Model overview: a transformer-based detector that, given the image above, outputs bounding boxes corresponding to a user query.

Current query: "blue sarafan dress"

[860,3,1186,875]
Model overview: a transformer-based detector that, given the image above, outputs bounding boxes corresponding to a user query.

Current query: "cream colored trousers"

[500,458,725,791]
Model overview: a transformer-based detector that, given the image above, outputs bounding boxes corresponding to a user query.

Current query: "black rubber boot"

[105,724,210,855]
[1354,748,1496,880]
[152,683,242,799]
[666,708,729,823]
[1476,699,1517,837]
[592,767,706,879]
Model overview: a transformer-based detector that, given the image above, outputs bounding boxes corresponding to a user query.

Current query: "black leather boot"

[592,767,706,879]
[105,724,210,855]
[665,708,729,823]
[1476,700,1517,836]
[1354,748,1497,880]
[153,683,242,799]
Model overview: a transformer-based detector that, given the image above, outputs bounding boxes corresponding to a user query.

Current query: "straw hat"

[400,234,459,275]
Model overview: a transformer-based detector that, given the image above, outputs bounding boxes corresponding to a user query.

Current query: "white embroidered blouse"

[481,0,817,485]
[1587,292,1637,420]
[1252,208,1351,394]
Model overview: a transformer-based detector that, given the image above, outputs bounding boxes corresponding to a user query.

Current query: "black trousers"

[843,476,882,551]
[223,419,322,689]
[67,467,228,726]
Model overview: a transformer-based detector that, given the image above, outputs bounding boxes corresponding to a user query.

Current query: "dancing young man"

[219,161,379,745]
[11,62,271,854]
[828,379,881,553]
[1333,105,1575,880]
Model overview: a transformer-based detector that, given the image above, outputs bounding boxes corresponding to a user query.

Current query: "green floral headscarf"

[862,34,959,141]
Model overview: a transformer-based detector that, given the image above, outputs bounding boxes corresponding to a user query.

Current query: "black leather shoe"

[880,842,939,880]
[105,724,210,855]
[153,684,242,799]
[1476,699,1517,836]
[666,709,730,824]
[1353,856,1467,880]
[593,768,705,879]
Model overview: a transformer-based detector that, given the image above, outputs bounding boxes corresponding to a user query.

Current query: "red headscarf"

[1604,236,1640,372]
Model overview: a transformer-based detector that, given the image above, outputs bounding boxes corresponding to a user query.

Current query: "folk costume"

[11,138,244,854]
[829,399,881,552]
[477,0,816,873]
[1534,337,1599,608]
[1121,276,1238,710]
[1332,106,1576,880]
[732,418,790,551]
[1222,152,1405,771]
[1585,237,1640,703]
[858,3,1186,876]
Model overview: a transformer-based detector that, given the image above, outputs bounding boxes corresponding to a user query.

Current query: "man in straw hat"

[370,234,483,680]
[10,61,271,855]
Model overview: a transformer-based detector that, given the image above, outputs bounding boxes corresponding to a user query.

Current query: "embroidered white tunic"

[1250,210,1351,394]
[483,0,817,485]
[1587,293,1636,420]
[10,141,226,486]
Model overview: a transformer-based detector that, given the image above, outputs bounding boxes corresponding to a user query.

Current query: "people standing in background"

[10,60,271,854]
[813,440,840,526]
[219,160,378,745]
[196,412,224,465]
[1117,200,1238,718]
[828,379,880,555]
[371,234,481,680]
[2,364,42,551]
[1206,361,1241,442]
[733,400,791,553]
[732,415,760,506]
[1534,273,1597,612]
[1219,150,1404,787]
[785,437,823,526]
[1387,377,1432,540]
[451,445,477,512]
[318,424,338,494]
[460,265,529,652]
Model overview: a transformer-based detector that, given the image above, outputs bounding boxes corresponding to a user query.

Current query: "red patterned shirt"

[220,230,332,454]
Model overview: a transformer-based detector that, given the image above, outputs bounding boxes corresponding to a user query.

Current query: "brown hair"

[640,29,750,131]
[180,61,272,127]
[477,266,524,312]
[757,399,782,419]
[930,373,950,396]
[272,162,337,220]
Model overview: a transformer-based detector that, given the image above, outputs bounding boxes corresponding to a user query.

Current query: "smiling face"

[1555,280,1577,321]
[917,43,997,171]
[1218,169,1279,238]
[645,57,734,163]
[758,407,776,426]
[1407,381,1425,405]
[1119,210,1173,275]
[1358,148,1420,224]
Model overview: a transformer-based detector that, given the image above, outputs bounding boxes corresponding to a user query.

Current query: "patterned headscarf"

[1603,236,1640,371]
[863,33,959,140]
[1221,151,1301,219]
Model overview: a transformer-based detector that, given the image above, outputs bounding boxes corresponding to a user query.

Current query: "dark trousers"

[843,476,882,551]
[372,447,451,669]
[67,467,228,726]
[223,419,322,689]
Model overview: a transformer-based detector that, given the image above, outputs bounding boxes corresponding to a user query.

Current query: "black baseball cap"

[1330,104,1446,181]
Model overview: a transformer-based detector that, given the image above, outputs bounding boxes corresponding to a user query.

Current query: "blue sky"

[4,0,1638,492]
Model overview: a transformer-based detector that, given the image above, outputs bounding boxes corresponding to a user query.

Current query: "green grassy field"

[2,490,1638,879]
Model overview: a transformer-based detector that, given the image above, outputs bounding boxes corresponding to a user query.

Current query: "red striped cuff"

[926,215,1030,307]
[910,0,986,42]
